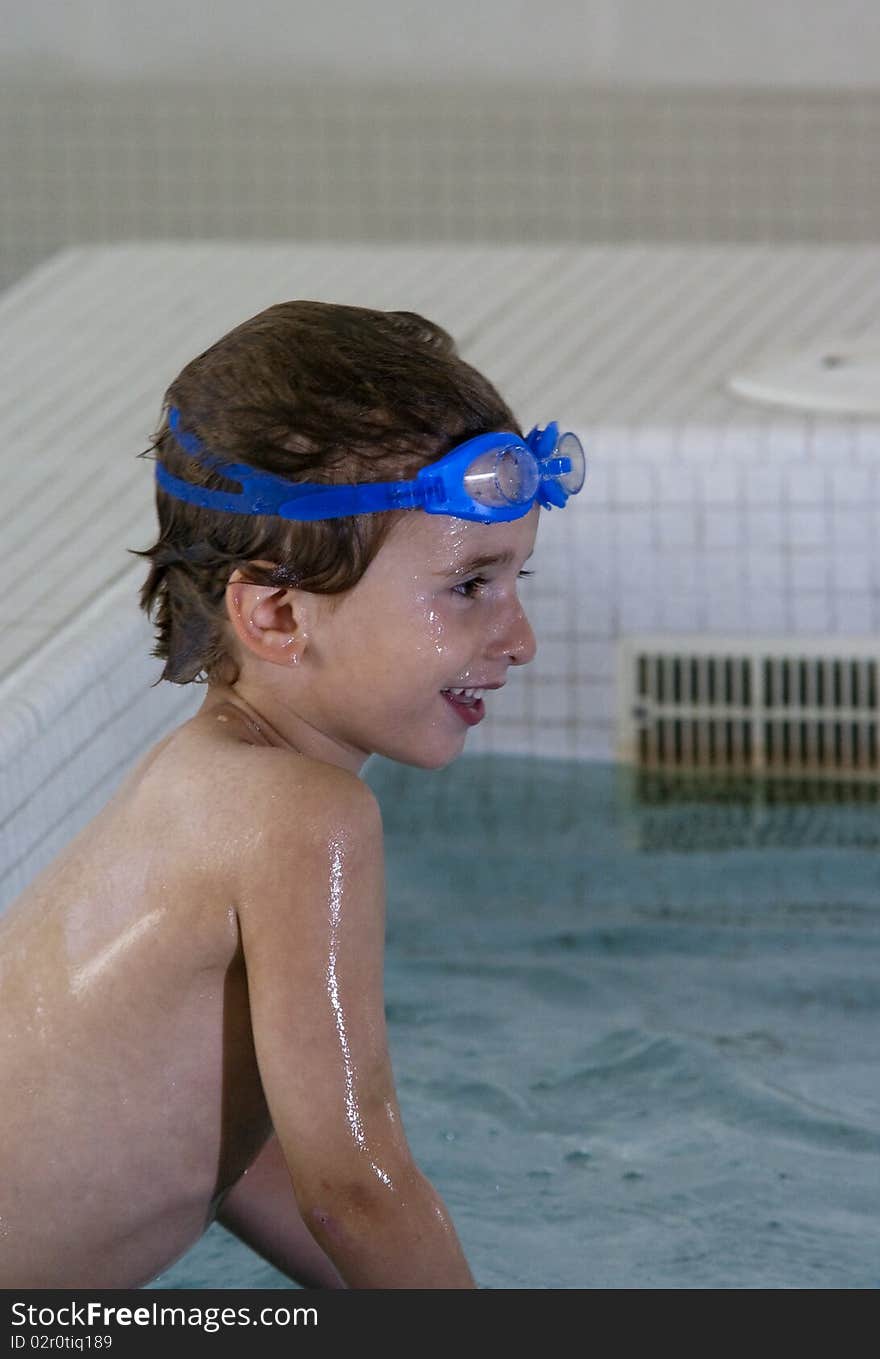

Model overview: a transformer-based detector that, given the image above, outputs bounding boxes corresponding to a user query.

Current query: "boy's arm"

[216,1131,345,1288]
[233,759,476,1290]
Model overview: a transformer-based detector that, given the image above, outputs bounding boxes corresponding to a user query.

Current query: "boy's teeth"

[445,687,482,701]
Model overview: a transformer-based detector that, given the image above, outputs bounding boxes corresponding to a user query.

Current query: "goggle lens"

[462,445,540,507]
[556,432,586,494]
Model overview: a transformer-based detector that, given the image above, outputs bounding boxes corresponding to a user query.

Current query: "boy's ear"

[225,563,311,668]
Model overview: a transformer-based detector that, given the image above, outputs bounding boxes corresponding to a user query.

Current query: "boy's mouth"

[441,687,486,725]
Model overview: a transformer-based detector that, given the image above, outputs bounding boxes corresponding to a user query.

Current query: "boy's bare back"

[2,689,466,1289]
[0,698,296,1286]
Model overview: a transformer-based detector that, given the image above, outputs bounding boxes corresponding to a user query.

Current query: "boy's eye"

[453,574,489,599]
[453,569,534,599]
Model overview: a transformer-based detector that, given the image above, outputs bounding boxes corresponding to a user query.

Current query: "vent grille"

[618,637,880,779]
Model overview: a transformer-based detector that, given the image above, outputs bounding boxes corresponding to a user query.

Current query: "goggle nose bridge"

[541,453,573,478]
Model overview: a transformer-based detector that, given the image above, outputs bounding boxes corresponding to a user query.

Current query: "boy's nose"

[488,600,537,668]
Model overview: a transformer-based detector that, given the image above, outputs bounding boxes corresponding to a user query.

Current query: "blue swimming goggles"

[155,405,586,525]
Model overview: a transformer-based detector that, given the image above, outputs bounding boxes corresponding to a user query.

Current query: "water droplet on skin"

[216,714,229,722]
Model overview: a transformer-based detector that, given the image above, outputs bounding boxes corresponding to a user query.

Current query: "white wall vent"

[617,636,880,780]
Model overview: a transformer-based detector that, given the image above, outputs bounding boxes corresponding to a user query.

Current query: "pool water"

[149,755,880,1290]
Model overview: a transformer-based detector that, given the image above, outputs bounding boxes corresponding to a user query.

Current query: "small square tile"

[791,592,831,632]
[657,551,699,594]
[574,638,615,679]
[535,636,573,677]
[784,466,827,505]
[765,420,809,461]
[654,464,697,506]
[853,425,880,463]
[657,507,699,551]
[696,463,742,504]
[658,592,701,631]
[618,547,657,592]
[833,592,873,633]
[590,426,630,461]
[747,592,788,633]
[618,592,661,632]
[613,462,656,506]
[569,725,615,762]
[703,508,741,548]
[745,506,785,548]
[534,672,567,718]
[831,554,871,592]
[579,461,612,504]
[571,508,613,551]
[703,593,748,631]
[743,465,785,504]
[747,550,785,593]
[531,591,570,633]
[534,726,590,761]
[718,425,765,460]
[578,593,615,635]
[830,466,871,505]
[807,421,853,461]
[830,509,872,548]
[571,678,614,725]
[787,508,826,548]
[613,508,654,547]
[487,681,529,723]
[569,548,614,593]
[631,426,677,460]
[788,551,828,591]
[702,552,745,595]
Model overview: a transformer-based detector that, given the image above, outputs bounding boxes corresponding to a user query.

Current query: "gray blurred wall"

[2,1,879,295]
[6,0,880,86]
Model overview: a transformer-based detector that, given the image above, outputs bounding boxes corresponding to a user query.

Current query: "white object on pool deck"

[727,333,880,415]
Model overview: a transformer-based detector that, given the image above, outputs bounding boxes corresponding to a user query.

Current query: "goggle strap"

[159,406,580,522]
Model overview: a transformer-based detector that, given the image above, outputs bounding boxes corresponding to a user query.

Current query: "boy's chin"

[416,749,463,771]
[379,738,467,772]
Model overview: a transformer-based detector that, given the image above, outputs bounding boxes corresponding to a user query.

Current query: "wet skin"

[0,507,538,1287]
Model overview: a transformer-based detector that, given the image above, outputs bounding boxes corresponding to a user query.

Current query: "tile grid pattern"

[1,242,879,907]
[3,79,880,294]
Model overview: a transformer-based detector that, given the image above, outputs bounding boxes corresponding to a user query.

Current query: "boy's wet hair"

[130,300,521,687]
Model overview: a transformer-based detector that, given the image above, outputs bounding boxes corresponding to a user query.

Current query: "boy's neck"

[198,682,369,776]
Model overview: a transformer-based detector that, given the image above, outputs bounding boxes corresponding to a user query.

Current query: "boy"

[0,302,584,1289]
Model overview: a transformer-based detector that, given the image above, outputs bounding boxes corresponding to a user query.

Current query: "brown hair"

[130,300,521,687]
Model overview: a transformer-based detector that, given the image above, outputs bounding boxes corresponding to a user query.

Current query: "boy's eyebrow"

[436,547,535,576]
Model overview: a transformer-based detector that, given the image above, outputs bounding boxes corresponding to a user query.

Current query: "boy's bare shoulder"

[157,704,381,891]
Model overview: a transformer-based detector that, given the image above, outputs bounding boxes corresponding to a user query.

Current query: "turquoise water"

[149,755,880,1290]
